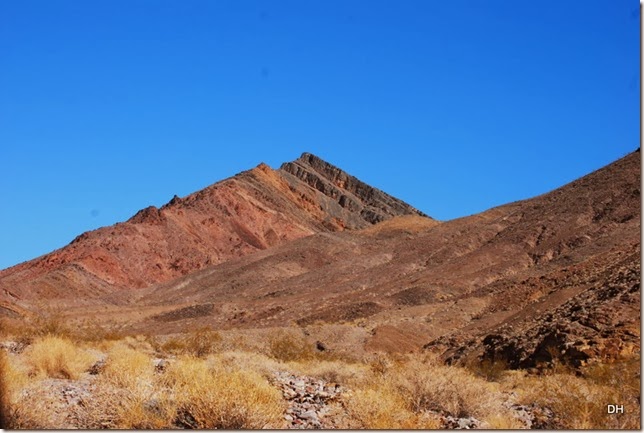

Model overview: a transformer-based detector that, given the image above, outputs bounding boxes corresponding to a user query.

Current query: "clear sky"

[0,0,640,270]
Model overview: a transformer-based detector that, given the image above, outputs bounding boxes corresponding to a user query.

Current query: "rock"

[280,152,428,227]
[0,340,29,354]
[88,359,106,375]
[153,358,169,373]
[315,341,327,351]
[443,415,481,429]
[272,371,345,429]
[299,409,319,422]
[283,389,297,399]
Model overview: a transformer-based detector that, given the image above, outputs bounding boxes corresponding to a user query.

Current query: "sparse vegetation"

[0,326,639,429]
[504,355,641,429]
[169,356,285,428]
[345,380,441,429]
[158,327,222,357]
[25,335,95,380]
[267,329,317,362]
[0,351,8,429]
[466,357,509,382]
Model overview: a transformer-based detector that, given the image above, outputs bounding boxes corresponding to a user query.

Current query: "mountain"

[123,149,639,366]
[1,150,639,368]
[0,153,427,312]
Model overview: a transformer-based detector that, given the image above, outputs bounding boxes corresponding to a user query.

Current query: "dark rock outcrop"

[280,153,428,228]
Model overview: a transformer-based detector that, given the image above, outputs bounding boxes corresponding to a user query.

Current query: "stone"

[300,410,318,421]
[88,359,106,375]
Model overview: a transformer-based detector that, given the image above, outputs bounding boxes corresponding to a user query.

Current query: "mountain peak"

[0,152,429,302]
[280,152,429,225]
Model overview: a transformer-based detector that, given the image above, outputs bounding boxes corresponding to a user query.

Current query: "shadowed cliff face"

[0,153,430,305]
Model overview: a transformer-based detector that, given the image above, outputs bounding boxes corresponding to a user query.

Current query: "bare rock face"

[279,153,428,228]
[480,250,641,369]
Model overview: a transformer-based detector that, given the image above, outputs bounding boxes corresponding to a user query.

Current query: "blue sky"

[0,0,640,270]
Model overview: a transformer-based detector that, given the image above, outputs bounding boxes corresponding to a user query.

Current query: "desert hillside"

[0,150,640,429]
[0,153,426,309]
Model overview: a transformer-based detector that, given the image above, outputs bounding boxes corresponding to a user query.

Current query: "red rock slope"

[0,153,428,305]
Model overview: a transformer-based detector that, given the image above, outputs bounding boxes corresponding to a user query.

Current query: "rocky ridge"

[279,152,428,227]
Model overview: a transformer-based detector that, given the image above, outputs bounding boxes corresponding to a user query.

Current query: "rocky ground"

[4,343,564,429]
[271,371,352,429]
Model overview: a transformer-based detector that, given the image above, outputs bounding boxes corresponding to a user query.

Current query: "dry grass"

[165,356,285,429]
[507,355,641,429]
[2,325,639,430]
[25,336,95,380]
[341,353,512,428]
[79,352,284,429]
[0,314,125,347]
[211,350,282,378]
[465,357,509,382]
[393,361,505,419]
[0,351,33,428]
[345,379,441,428]
[286,359,370,385]
[0,351,8,429]
[157,327,222,357]
[101,343,154,389]
[267,329,317,362]
[77,343,168,429]
[77,384,177,429]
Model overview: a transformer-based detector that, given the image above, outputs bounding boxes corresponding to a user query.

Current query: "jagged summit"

[280,152,428,226]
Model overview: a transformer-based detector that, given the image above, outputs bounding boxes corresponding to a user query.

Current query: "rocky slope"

[0,153,428,309]
[121,149,639,367]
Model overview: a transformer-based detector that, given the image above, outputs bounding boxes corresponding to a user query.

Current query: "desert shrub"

[484,413,524,429]
[465,357,509,382]
[0,351,8,429]
[1,353,29,399]
[581,355,640,392]
[287,359,369,385]
[267,330,316,362]
[71,320,125,343]
[4,391,56,429]
[101,344,154,389]
[160,327,222,358]
[391,359,507,420]
[344,354,512,428]
[76,385,176,429]
[25,336,95,379]
[513,362,640,429]
[166,356,284,429]
[368,352,396,376]
[213,351,282,379]
[78,343,170,429]
[0,318,32,340]
[31,309,71,338]
[345,380,440,429]
[0,312,127,346]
